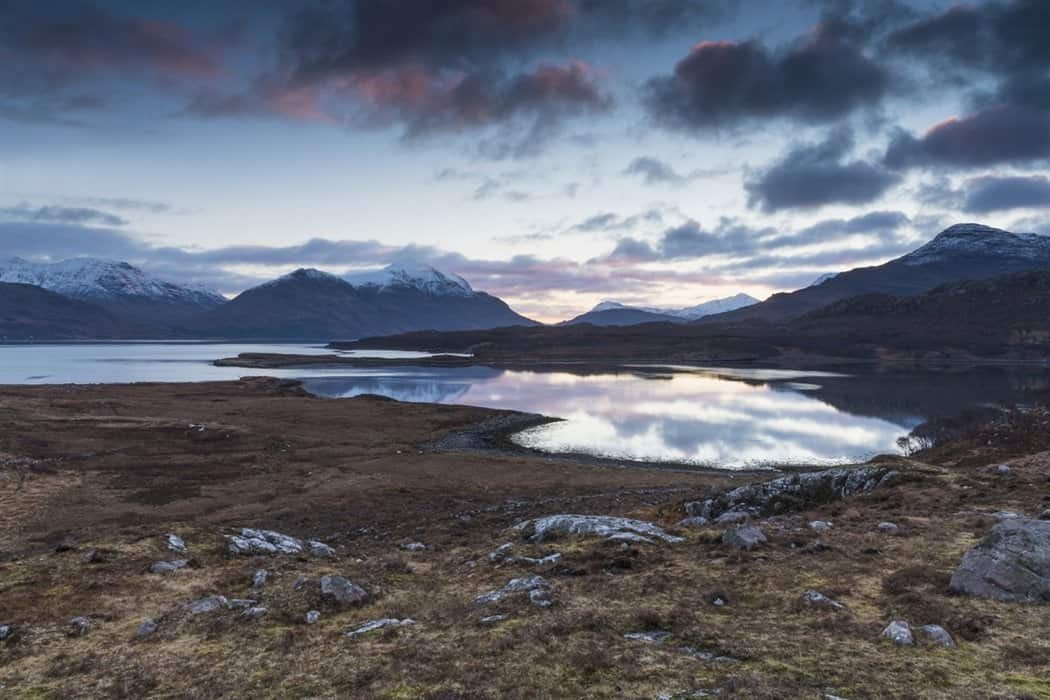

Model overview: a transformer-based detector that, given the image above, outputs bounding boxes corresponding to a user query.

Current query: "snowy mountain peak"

[264,268,345,287]
[588,293,759,321]
[902,223,1050,265]
[0,257,225,306]
[345,263,474,296]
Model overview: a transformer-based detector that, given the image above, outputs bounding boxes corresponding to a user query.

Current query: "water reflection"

[1,343,1047,469]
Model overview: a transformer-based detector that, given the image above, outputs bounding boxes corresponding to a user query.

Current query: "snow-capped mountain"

[188,266,536,339]
[345,263,474,297]
[0,257,225,307]
[704,222,1050,324]
[0,257,227,328]
[589,293,759,321]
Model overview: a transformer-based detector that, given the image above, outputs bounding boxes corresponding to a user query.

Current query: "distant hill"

[0,257,226,327]
[0,282,150,340]
[188,265,537,340]
[563,293,758,326]
[703,224,1050,324]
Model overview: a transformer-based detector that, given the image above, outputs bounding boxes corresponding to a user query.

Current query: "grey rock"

[308,540,336,559]
[149,559,189,575]
[878,521,900,535]
[992,510,1023,521]
[686,465,900,520]
[166,533,187,554]
[520,552,562,569]
[715,510,750,525]
[346,618,415,636]
[722,525,767,551]
[995,464,1011,475]
[529,588,554,608]
[252,569,269,588]
[917,624,955,647]
[479,614,508,625]
[228,598,257,610]
[810,520,833,532]
[608,532,655,544]
[882,620,914,646]
[319,575,368,606]
[241,607,268,620]
[80,548,107,564]
[186,595,230,615]
[489,543,514,562]
[227,528,304,556]
[624,630,671,643]
[305,610,321,624]
[401,542,427,552]
[475,575,549,604]
[67,616,92,637]
[0,625,12,641]
[802,590,845,611]
[949,518,1050,603]
[136,619,158,637]
[513,515,684,544]
[1040,508,1050,521]
[675,516,710,529]
[293,575,310,590]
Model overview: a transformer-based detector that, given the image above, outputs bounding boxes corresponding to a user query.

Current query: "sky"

[1,0,1049,322]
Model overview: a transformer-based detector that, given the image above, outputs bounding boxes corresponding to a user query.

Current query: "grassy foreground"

[1,379,1048,699]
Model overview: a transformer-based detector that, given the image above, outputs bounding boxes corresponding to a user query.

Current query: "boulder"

[241,607,268,620]
[949,518,1050,603]
[917,624,955,647]
[882,620,914,645]
[878,522,900,535]
[676,516,710,529]
[686,466,900,520]
[166,533,187,554]
[136,619,158,637]
[305,610,321,625]
[513,515,684,544]
[149,559,189,575]
[475,575,550,605]
[401,542,427,552]
[227,528,303,556]
[0,625,13,641]
[186,595,230,615]
[67,616,92,637]
[252,569,269,588]
[308,540,337,559]
[346,618,415,636]
[529,588,554,608]
[715,511,750,525]
[722,525,767,551]
[802,590,845,611]
[319,575,369,607]
[810,520,833,532]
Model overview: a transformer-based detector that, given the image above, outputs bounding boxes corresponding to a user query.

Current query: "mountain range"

[0,259,537,340]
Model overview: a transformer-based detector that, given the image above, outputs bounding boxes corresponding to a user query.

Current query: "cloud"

[0,203,128,227]
[746,128,899,212]
[622,156,720,186]
[643,18,888,131]
[962,175,1050,213]
[569,209,665,234]
[884,105,1050,170]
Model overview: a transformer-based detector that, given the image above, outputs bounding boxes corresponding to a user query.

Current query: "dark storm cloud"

[643,18,889,131]
[884,105,1050,169]
[962,175,1050,213]
[604,210,909,263]
[746,128,899,212]
[0,204,128,227]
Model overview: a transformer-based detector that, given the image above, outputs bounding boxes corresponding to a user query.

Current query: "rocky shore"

[1,378,1048,698]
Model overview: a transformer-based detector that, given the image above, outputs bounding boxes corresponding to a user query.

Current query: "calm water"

[2,343,1047,469]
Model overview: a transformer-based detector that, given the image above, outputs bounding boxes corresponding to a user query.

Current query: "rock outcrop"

[685,466,900,520]
[513,515,684,544]
[949,518,1050,603]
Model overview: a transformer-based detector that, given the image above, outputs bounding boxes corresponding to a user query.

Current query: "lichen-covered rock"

[186,595,229,615]
[475,575,550,604]
[722,525,767,551]
[346,618,415,636]
[513,515,684,544]
[882,620,914,645]
[949,518,1050,603]
[917,624,955,647]
[319,575,368,607]
[686,466,900,520]
[227,528,304,555]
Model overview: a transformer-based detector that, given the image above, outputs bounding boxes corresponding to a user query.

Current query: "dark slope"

[703,224,1050,324]
[561,308,685,326]
[0,282,152,340]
